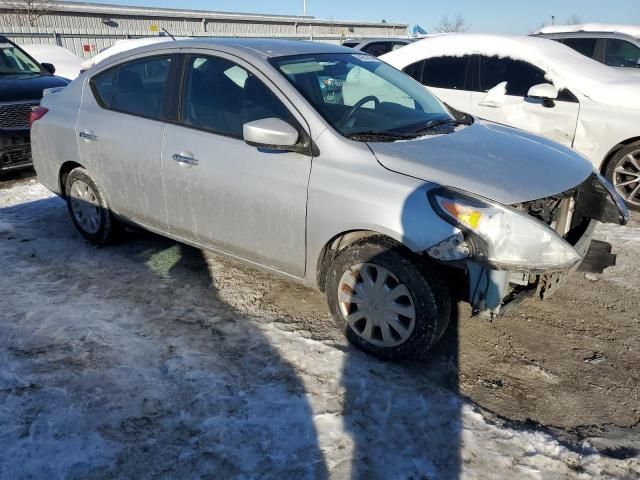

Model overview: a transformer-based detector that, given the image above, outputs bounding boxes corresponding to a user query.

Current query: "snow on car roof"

[537,23,640,39]
[381,33,640,109]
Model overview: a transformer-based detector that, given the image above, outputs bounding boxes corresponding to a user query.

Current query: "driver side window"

[480,56,546,97]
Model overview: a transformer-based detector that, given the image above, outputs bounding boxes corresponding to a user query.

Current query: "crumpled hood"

[368,121,593,204]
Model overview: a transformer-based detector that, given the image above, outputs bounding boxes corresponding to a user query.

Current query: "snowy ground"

[1,180,639,479]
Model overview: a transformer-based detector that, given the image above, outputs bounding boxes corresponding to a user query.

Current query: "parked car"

[534,24,640,77]
[342,38,417,57]
[22,44,84,80]
[0,36,69,174]
[31,39,627,360]
[382,33,640,210]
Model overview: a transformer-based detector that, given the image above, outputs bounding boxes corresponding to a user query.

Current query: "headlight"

[427,187,582,271]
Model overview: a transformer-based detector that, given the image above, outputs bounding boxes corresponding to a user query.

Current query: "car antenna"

[161,28,176,41]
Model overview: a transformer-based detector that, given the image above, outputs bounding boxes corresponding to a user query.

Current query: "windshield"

[0,42,43,76]
[271,53,457,140]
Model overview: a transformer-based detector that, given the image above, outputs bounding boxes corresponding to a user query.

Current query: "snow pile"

[382,33,640,110]
[537,23,640,39]
[596,218,640,292]
[0,220,13,234]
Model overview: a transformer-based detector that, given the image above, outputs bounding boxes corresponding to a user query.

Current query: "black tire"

[65,167,117,245]
[605,141,640,212]
[325,236,451,361]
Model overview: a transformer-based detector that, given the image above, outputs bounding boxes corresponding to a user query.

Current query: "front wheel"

[605,141,640,212]
[326,236,451,361]
[65,167,117,245]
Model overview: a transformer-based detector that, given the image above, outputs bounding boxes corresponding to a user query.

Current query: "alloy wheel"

[338,263,416,348]
[613,150,640,207]
[69,179,101,234]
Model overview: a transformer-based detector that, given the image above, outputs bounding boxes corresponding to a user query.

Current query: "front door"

[471,56,579,147]
[161,53,312,276]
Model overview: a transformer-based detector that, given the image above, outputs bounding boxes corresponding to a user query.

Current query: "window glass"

[92,68,116,107]
[420,56,470,90]
[182,56,293,138]
[0,43,42,75]
[402,60,425,82]
[604,39,640,68]
[342,42,360,48]
[480,56,546,96]
[560,38,597,58]
[272,53,452,137]
[361,42,393,57]
[110,56,171,119]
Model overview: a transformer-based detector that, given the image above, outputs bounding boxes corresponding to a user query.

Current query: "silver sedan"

[31,39,628,360]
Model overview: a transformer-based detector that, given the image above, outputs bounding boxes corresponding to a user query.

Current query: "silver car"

[31,39,628,360]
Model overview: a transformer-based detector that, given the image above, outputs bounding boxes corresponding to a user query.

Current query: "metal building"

[0,1,408,58]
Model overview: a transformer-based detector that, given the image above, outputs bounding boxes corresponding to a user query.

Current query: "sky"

[87,0,640,34]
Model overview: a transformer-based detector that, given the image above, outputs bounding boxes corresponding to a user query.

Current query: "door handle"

[79,130,98,142]
[172,153,199,167]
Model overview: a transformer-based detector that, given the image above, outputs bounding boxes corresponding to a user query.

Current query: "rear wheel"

[326,236,451,361]
[65,167,117,245]
[605,141,640,211]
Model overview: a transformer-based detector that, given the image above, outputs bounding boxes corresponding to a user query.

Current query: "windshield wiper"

[405,116,473,136]
[345,131,415,142]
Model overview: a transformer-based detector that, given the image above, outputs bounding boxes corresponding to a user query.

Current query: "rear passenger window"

[604,39,640,68]
[111,56,171,119]
[361,42,394,57]
[416,56,470,90]
[560,38,598,58]
[181,55,294,138]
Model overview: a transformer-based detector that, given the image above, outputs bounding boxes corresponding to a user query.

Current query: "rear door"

[160,52,312,276]
[403,56,473,113]
[76,53,176,229]
[471,55,580,147]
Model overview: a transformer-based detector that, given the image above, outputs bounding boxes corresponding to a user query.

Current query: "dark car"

[0,35,69,173]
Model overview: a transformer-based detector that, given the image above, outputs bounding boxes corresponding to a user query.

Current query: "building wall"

[0,3,408,58]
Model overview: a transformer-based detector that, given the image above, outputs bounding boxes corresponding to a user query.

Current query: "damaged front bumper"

[432,174,629,316]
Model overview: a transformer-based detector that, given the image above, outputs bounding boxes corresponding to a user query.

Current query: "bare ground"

[1,171,639,477]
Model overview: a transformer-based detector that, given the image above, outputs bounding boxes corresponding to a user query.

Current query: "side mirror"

[41,63,56,75]
[243,118,299,150]
[527,83,558,107]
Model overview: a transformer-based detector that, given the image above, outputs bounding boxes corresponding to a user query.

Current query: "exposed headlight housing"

[427,187,582,272]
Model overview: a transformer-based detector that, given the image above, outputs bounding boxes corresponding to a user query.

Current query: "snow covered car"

[22,44,83,80]
[31,39,628,360]
[382,33,640,210]
[534,24,640,78]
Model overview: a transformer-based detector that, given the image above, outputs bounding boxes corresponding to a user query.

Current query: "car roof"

[536,23,640,40]
[87,37,358,71]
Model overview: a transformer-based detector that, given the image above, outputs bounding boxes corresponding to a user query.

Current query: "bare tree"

[0,0,57,27]
[433,14,469,33]
[566,14,581,25]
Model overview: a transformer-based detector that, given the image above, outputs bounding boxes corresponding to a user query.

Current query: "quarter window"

[480,56,546,97]
[604,39,640,68]
[181,56,293,138]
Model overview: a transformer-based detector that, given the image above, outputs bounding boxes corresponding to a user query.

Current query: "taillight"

[29,106,49,127]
